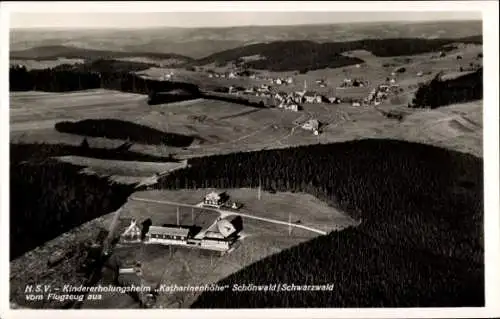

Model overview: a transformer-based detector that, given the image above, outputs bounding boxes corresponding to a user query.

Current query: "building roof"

[204,231,225,239]
[303,119,320,129]
[148,226,190,237]
[303,91,317,97]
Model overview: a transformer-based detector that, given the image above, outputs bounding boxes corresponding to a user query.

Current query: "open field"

[56,156,188,185]
[80,188,345,308]
[10,185,345,308]
[10,39,483,162]
[10,87,483,161]
[10,58,85,70]
[140,44,482,96]
[131,188,357,233]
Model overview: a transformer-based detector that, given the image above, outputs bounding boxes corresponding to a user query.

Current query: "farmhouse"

[203,191,228,208]
[120,219,142,243]
[274,91,288,102]
[303,91,322,103]
[328,96,340,104]
[285,103,299,112]
[302,119,320,132]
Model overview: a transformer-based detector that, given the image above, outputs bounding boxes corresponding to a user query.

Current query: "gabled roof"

[303,91,317,97]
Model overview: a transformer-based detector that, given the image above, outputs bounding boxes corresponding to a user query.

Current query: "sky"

[9,11,482,29]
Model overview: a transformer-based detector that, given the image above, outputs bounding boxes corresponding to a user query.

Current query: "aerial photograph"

[6,6,488,311]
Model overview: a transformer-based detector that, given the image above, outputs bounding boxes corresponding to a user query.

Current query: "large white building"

[144,216,242,252]
[146,226,190,245]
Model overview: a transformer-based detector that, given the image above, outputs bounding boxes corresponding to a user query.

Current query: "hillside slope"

[10,20,482,58]
[152,139,483,307]
[10,45,194,64]
[194,36,482,71]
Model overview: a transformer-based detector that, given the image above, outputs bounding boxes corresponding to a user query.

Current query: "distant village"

[205,68,408,111]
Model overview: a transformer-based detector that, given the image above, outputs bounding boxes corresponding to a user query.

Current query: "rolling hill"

[10,45,194,65]
[10,20,482,58]
[193,36,482,71]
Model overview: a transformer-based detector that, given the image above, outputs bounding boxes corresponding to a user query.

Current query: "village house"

[302,119,320,132]
[328,97,340,104]
[379,85,390,93]
[303,91,323,103]
[286,77,294,84]
[244,87,256,95]
[284,103,299,112]
[120,219,143,243]
[274,91,288,102]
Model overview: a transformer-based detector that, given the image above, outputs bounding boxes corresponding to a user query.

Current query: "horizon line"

[10,18,482,31]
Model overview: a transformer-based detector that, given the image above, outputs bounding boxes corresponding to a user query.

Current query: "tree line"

[9,62,201,96]
[194,36,482,72]
[55,119,195,147]
[410,68,483,108]
[10,158,136,260]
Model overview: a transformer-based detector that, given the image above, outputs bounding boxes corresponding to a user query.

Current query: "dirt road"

[129,196,327,235]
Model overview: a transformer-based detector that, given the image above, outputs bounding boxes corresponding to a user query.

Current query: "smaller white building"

[284,103,299,112]
[120,219,142,243]
[302,119,320,132]
[204,191,227,207]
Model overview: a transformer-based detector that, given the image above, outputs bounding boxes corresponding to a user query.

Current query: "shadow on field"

[55,119,195,147]
[11,142,178,164]
[218,108,263,120]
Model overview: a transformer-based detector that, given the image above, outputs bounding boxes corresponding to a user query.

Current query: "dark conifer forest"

[148,139,483,307]
[10,159,135,260]
[10,143,176,164]
[410,68,483,108]
[9,62,201,96]
[193,36,482,72]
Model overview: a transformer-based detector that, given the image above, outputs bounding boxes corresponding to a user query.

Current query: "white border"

[1,1,499,319]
